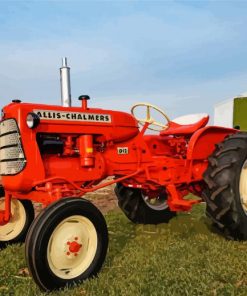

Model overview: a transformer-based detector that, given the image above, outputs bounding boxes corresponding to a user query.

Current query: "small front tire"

[0,189,34,248]
[25,197,108,291]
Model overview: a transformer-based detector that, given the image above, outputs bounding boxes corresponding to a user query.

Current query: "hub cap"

[240,160,247,215]
[0,198,26,241]
[47,215,98,279]
[142,193,168,211]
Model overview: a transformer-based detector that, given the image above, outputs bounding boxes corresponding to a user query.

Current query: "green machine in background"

[214,97,247,130]
[233,97,247,130]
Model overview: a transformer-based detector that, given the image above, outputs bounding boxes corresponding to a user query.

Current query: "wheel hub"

[142,192,168,211]
[66,238,82,256]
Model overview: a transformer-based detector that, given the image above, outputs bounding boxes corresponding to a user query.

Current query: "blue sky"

[0,1,247,119]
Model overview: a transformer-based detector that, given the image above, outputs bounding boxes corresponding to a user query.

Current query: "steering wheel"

[131,103,170,131]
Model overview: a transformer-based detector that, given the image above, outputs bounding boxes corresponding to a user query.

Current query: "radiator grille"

[0,119,26,175]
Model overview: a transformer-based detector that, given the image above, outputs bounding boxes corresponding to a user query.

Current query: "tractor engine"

[0,97,140,197]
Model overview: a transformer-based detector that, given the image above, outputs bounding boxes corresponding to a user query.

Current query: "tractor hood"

[1,101,139,143]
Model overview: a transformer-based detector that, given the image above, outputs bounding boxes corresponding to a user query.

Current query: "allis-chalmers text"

[33,110,112,123]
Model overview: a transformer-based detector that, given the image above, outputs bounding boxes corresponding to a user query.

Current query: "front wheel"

[25,197,108,291]
[203,132,247,240]
[0,189,34,248]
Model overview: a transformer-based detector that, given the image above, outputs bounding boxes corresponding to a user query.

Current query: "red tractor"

[1,60,247,291]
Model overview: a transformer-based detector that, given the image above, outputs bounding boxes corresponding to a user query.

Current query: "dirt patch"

[33,184,119,215]
[86,184,119,213]
[1,178,119,215]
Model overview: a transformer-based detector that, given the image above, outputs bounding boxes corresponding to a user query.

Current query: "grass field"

[0,203,247,296]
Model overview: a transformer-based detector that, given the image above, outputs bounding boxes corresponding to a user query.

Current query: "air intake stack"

[60,57,71,107]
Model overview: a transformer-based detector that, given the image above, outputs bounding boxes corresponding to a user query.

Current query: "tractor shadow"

[103,206,225,270]
[169,213,216,238]
[166,204,226,240]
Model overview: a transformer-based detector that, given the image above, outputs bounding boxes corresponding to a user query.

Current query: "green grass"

[1,204,247,296]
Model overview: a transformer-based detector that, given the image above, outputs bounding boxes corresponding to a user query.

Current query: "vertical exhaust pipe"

[60,57,71,107]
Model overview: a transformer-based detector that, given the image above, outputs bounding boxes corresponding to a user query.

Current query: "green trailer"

[214,97,247,130]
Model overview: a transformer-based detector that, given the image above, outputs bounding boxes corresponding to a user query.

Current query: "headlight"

[26,113,40,128]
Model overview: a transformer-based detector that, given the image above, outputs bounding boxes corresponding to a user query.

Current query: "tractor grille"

[0,119,26,175]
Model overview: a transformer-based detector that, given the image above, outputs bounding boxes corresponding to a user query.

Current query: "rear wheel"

[0,188,34,248]
[115,183,176,224]
[25,197,108,291]
[203,132,247,240]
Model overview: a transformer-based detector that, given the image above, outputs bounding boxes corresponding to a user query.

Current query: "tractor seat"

[160,113,209,136]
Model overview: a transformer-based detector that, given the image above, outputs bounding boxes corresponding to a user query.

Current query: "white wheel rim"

[0,198,26,241]
[142,193,168,211]
[47,215,98,279]
[240,160,247,215]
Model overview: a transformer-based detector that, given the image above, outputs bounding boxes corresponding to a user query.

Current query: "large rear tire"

[203,132,247,240]
[115,183,176,224]
[25,197,108,291]
[0,187,34,248]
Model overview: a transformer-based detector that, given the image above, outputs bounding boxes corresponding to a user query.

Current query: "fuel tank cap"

[78,95,90,101]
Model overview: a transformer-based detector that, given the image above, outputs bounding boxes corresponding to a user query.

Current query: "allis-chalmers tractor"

[1,59,247,291]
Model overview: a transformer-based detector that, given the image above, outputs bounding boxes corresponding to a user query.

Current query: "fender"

[187,126,238,160]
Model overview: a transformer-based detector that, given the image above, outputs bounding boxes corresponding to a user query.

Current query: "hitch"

[166,184,201,212]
